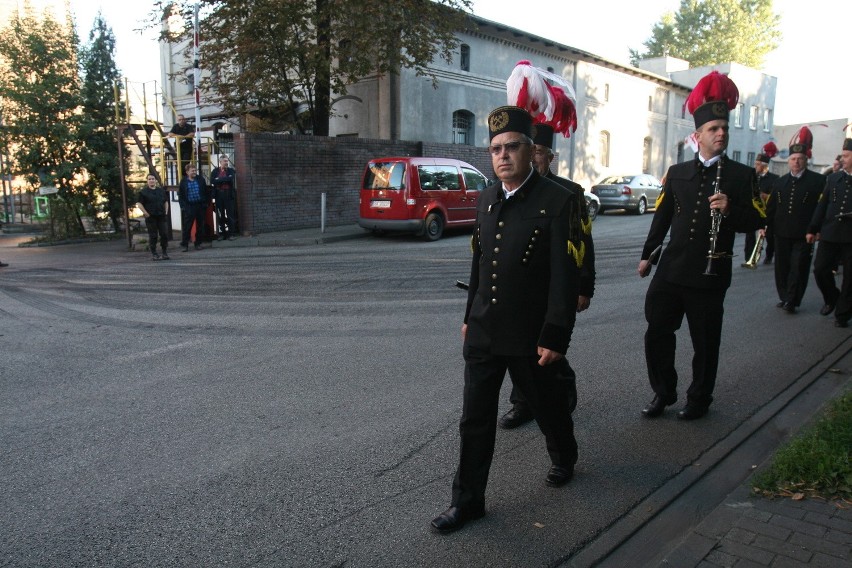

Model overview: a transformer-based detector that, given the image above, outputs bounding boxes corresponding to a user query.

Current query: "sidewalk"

[577,338,852,568]
[199,223,370,248]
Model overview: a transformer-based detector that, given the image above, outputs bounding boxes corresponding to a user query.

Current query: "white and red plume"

[506,60,578,138]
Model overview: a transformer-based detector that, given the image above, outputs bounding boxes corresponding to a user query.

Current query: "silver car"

[592,174,663,215]
[585,191,600,221]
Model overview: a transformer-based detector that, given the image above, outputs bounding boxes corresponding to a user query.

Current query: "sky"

[60,0,850,126]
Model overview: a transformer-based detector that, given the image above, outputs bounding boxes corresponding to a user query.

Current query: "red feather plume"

[789,126,814,158]
[684,70,739,115]
[761,141,778,159]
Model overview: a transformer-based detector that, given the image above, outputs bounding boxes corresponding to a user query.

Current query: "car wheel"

[423,212,444,241]
[586,200,599,221]
[634,197,647,215]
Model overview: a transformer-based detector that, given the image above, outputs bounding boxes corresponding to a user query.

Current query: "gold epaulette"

[567,240,585,269]
[581,216,592,235]
[655,189,666,210]
[752,196,767,218]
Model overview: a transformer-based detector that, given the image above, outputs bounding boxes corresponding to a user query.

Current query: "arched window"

[452,110,474,145]
[643,137,652,173]
[599,131,610,167]
[460,44,470,71]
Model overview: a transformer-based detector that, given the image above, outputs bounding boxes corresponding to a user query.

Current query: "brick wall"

[232,133,493,234]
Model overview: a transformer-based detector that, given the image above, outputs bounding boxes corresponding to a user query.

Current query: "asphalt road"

[1,213,849,567]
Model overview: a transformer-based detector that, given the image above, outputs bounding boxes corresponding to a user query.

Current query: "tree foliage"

[153,0,473,135]
[79,12,128,231]
[0,3,88,236]
[630,0,782,69]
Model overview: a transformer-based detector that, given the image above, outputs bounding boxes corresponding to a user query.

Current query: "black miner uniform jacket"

[808,171,852,243]
[464,170,580,356]
[757,171,779,196]
[766,169,826,239]
[545,170,595,299]
[641,156,763,290]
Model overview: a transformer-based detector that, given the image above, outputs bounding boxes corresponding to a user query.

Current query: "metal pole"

[116,125,131,250]
[193,3,202,172]
[321,192,326,233]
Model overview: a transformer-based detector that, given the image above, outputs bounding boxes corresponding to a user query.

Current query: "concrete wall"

[232,133,493,234]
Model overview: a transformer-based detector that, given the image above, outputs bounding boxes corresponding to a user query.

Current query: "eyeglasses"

[488,140,529,156]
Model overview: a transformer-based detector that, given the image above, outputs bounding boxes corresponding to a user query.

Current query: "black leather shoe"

[835,319,849,328]
[430,505,485,534]
[677,405,708,420]
[181,246,189,252]
[820,304,836,316]
[783,304,797,314]
[498,406,533,429]
[642,395,674,418]
[776,301,786,308]
[545,465,574,487]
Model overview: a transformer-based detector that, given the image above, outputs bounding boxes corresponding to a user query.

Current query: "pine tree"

[80,12,128,232]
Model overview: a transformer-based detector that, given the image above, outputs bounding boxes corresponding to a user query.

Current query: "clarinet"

[703,156,725,276]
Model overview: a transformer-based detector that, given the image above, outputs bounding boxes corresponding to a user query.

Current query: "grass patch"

[752,389,852,501]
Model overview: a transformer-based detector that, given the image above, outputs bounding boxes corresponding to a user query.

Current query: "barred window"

[452,110,474,145]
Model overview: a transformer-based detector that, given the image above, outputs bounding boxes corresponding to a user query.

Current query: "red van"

[358,157,490,241]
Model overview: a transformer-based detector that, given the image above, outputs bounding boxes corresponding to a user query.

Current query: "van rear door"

[361,160,407,220]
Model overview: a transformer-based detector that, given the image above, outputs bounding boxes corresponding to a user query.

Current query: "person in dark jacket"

[749,142,779,265]
[638,71,764,421]
[807,139,852,327]
[498,123,594,429]
[430,106,581,534]
[177,163,210,252]
[762,127,825,313]
[210,154,238,240]
[136,173,171,260]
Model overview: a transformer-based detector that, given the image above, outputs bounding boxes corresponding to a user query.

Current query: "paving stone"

[769,515,828,538]
[726,527,757,545]
[662,533,718,567]
[751,534,811,562]
[789,531,850,559]
[769,555,810,568]
[699,506,746,539]
[704,549,737,567]
[803,510,852,533]
[824,528,852,546]
[737,516,792,541]
[743,508,773,523]
[716,540,774,565]
[730,558,770,568]
[809,551,851,567]
[753,500,808,520]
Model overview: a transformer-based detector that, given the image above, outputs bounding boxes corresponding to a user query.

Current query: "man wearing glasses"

[431,106,581,534]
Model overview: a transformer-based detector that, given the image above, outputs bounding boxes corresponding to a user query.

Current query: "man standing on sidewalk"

[178,164,210,252]
[210,154,238,240]
[807,138,852,327]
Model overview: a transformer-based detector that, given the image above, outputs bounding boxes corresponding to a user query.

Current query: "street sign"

[38,186,58,195]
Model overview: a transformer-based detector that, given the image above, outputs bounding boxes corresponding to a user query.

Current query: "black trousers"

[451,345,577,511]
[180,201,207,247]
[764,226,775,261]
[145,214,169,253]
[215,189,237,236]
[644,278,726,409]
[507,376,577,414]
[744,231,756,258]
[773,236,813,307]
[813,240,852,322]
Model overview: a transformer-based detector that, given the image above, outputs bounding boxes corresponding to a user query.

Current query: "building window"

[763,108,772,132]
[600,131,610,167]
[460,44,470,72]
[604,84,610,102]
[749,106,759,130]
[452,110,473,145]
[732,150,741,162]
[747,151,756,165]
[547,66,554,73]
[733,103,744,128]
[643,137,652,173]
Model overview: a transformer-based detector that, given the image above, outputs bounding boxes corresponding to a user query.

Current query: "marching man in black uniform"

[430,105,582,534]
[752,141,780,264]
[498,123,595,429]
[762,127,825,313]
[638,71,764,421]
[807,138,852,327]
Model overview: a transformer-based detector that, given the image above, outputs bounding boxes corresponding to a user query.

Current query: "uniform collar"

[502,167,534,199]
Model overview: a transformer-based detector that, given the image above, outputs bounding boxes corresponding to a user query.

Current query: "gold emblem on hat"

[712,103,727,117]
[489,111,509,132]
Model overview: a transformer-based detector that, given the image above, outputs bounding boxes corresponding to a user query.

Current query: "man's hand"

[537,346,563,366]
[638,259,652,278]
[709,192,729,216]
[577,296,591,312]
[759,228,766,237]
[806,233,818,244]
[461,323,467,342]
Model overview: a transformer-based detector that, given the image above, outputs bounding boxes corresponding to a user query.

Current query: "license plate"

[600,189,617,196]
[371,200,391,208]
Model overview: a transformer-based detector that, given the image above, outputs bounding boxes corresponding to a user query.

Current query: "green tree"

[79,12,128,232]
[0,3,88,237]
[152,0,472,135]
[629,0,782,68]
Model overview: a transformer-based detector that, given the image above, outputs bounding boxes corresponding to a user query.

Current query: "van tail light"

[622,186,632,195]
[406,198,416,206]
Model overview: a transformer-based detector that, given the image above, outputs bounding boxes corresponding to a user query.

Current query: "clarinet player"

[637,71,765,421]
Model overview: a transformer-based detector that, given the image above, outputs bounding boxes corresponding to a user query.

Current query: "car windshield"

[599,175,635,185]
[365,162,405,190]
